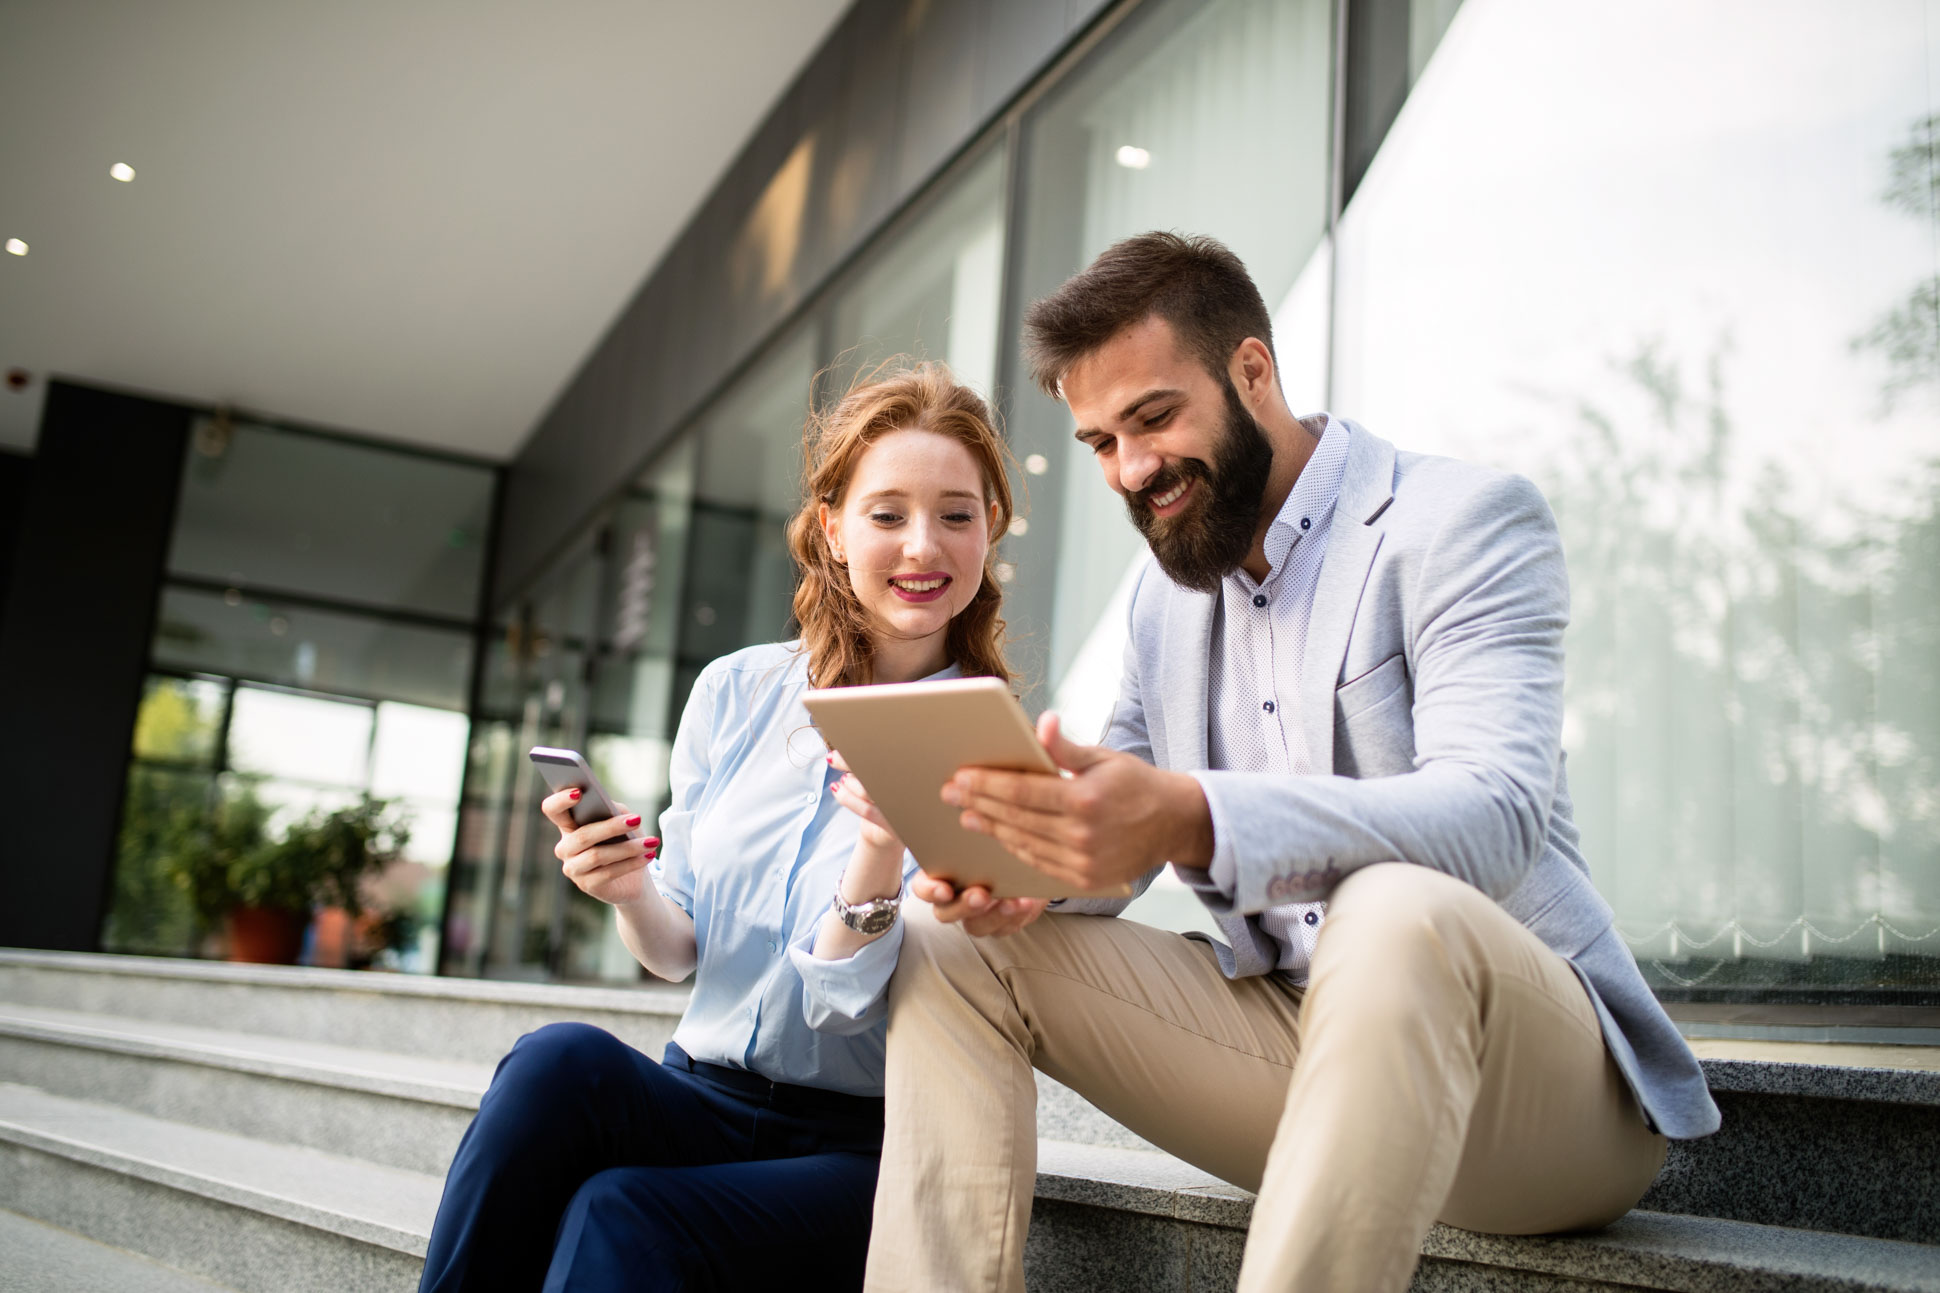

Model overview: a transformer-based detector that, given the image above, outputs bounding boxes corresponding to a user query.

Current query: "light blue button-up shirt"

[650,640,947,1097]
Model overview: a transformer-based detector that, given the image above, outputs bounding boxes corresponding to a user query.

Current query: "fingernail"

[940,785,960,806]
[568,788,582,800]
[625,815,641,827]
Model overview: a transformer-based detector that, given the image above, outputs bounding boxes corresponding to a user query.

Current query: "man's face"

[1062,315,1273,592]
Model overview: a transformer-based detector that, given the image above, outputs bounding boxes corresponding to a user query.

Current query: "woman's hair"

[787,361,1017,689]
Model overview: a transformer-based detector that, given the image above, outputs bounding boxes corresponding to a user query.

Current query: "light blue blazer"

[1070,421,1720,1140]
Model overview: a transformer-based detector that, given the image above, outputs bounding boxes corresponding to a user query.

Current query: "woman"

[418,363,1018,1292]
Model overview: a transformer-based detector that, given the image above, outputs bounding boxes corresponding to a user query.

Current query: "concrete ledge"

[1035,1141,1940,1293]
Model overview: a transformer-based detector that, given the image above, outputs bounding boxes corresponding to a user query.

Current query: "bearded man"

[860,233,1719,1292]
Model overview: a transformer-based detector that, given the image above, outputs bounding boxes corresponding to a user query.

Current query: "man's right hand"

[911,872,1047,937]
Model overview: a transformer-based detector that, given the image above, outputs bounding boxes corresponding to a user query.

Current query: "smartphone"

[527,747,645,843]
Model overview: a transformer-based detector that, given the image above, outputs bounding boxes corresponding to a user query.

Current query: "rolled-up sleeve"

[787,853,920,1034]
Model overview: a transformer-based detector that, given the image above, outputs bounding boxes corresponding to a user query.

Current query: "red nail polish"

[625,815,641,827]
[568,788,582,800]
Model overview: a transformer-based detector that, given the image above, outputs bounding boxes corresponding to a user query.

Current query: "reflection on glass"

[170,418,493,618]
[683,327,819,697]
[1005,0,1336,707]
[152,586,474,711]
[828,147,1008,400]
[1331,0,1940,991]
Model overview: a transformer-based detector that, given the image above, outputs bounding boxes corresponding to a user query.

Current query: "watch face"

[856,906,898,935]
[836,893,901,935]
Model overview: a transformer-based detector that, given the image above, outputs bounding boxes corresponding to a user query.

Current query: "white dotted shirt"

[1205,416,1350,978]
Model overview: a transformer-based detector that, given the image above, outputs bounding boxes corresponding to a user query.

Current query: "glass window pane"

[152,586,474,711]
[1005,0,1336,708]
[828,146,1008,400]
[1331,0,1940,996]
[170,418,492,618]
[684,327,819,676]
[102,765,213,957]
[227,686,374,786]
[130,675,227,766]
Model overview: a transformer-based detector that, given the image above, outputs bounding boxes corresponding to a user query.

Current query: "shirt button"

[1300,517,1312,531]
[1252,593,1268,608]
[767,940,778,954]
[1304,911,1320,926]
[1262,700,1276,714]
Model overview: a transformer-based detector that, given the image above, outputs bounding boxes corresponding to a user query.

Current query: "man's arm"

[948,473,1568,910]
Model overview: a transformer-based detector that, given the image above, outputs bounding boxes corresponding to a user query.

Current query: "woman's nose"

[903,518,943,561]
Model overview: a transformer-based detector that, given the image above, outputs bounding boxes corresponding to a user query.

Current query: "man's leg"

[1237,863,1668,1292]
[864,902,1304,1293]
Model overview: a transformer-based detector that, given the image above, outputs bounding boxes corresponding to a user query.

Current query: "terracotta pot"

[225,906,308,965]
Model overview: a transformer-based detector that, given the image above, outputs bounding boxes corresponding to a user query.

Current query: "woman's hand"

[543,789,660,906]
[827,750,903,858]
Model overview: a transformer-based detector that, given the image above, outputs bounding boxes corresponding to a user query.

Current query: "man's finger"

[954,790,1072,849]
[947,766,1070,814]
[1036,711,1110,773]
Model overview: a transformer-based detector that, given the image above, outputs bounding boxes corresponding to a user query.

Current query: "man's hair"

[1022,232,1277,398]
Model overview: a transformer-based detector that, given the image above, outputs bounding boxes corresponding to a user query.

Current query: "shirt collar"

[1235,415,1350,590]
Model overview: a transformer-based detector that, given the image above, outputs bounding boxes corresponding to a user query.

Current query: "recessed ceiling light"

[1115,145,1151,170]
[4,239,26,257]
[109,162,135,182]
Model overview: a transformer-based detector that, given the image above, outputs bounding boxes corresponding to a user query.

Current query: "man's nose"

[1116,439,1164,495]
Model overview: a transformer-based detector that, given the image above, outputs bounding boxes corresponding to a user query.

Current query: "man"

[863,233,1719,1292]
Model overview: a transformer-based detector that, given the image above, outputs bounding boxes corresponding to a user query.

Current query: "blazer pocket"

[1336,652,1409,722]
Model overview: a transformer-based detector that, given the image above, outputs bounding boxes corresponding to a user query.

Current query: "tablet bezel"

[803,676,1131,901]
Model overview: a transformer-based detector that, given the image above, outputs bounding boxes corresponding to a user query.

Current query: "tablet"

[803,676,1131,901]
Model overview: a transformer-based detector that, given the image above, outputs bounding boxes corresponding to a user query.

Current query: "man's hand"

[941,712,1215,893]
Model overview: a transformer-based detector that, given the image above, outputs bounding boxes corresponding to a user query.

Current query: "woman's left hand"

[828,750,903,856]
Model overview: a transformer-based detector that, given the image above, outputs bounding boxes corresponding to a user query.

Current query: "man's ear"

[1229,337,1278,409]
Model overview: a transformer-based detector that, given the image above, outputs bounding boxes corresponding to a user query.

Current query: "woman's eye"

[869,512,903,525]
[943,511,976,524]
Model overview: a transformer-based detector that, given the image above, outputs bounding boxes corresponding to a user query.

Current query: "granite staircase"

[1,947,1935,1292]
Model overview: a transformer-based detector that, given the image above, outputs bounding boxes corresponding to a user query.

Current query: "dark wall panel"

[495,0,1115,607]
[0,381,189,951]
[0,449,31,641]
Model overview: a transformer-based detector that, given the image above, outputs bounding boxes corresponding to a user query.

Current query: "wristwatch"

[832,887,903,935]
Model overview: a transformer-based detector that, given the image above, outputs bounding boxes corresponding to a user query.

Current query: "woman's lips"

[888,572,952,603]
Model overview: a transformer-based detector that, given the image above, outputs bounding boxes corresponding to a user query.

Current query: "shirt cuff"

[1182,771,1242,914]
[787,918,905,1032]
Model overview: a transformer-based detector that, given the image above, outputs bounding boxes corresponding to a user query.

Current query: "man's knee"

[1315,863,1496,985]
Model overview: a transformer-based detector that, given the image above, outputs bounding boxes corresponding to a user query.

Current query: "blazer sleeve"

[1185,472,1569,913]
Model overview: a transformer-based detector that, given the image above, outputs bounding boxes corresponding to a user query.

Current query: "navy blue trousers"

[418,1023,883,1292]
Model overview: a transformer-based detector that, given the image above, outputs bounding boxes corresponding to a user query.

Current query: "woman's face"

[819,428,998,673]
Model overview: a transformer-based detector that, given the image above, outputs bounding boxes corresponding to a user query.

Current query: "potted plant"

[163,789,411,965]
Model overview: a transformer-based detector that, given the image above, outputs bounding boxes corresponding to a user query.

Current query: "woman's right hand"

[543,790,660,907]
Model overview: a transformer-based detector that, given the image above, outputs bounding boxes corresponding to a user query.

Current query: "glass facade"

[442,0,1936,1021]
[104,417,495,973]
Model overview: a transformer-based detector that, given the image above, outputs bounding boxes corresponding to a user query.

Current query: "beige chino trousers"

[864,863,1667,1293]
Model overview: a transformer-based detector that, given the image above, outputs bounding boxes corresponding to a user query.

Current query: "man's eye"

[1143,409,1173,428]
[1090,437,1115,456]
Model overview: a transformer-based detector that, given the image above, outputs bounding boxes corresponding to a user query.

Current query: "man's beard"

[1126,379,1274,593]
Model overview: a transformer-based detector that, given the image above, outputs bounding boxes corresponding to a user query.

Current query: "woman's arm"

[810,763,907,961]
[543,790,698,979]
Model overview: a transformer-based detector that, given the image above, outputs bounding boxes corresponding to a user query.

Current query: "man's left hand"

[942,712,1215,893]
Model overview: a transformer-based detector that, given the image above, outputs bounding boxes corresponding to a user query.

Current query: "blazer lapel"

[1300,424,1397,775]
[1162,582,1216,769]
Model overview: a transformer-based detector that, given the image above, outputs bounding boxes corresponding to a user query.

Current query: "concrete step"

[0,1004,488,1175]
[0,1208,238,1293]
[1028,1140,1940,1293]
[0,1082,436,1293]
[0,949,686,1065]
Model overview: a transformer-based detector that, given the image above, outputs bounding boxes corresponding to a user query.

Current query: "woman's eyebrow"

[858,488,982,503]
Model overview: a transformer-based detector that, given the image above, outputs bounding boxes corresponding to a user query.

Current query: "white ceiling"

[0,0,851,458]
